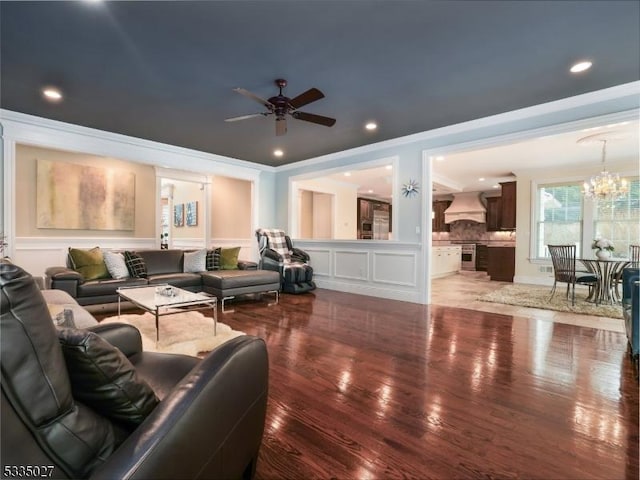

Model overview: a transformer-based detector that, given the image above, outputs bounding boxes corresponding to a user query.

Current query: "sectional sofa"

[2,258,269,479]
[46,248,281,310]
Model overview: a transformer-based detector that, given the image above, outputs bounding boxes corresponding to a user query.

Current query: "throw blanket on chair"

[258,229,292,263]
[256,229,310,268]
[256,228,316,294]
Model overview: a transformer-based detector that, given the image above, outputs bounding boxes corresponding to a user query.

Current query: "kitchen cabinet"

[431,246,462,277]
[485,197,501,232]
[485,182,516,231]
[357,198,392,239]
[358,198,372,222]
[476,244,488,271]
[499,181,516,230]
[488,246,515,282]
[432,200,451,232]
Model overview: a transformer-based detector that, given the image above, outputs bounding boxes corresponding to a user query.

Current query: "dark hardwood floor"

[213,289,640,480]
[105,289,640,479]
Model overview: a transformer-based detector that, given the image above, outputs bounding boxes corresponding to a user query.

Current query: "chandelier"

[581,138,629,201]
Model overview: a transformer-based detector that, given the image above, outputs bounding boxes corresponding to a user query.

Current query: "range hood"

[444,192,486,224]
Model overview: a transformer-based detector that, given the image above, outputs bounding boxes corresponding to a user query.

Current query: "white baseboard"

[315,278,422,304]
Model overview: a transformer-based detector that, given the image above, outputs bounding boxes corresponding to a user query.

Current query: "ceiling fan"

[225,78,336,136]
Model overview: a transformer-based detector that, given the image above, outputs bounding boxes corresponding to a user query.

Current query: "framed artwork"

[186,201,198,226]
[174,204,184,227]
[36,159,135,230]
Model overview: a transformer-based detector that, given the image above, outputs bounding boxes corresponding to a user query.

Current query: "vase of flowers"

[592,238,614,260]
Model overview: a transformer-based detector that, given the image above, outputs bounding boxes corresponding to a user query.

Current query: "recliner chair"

[1,259,268,479]
[256,229,316,294]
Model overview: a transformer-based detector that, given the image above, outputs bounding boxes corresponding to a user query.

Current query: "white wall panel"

[305,248,331,276]
[372,251,417,286]
[294,240,423,303]
[334,250,369,281]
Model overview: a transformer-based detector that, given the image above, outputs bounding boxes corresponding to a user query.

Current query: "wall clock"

[401,179,420,198]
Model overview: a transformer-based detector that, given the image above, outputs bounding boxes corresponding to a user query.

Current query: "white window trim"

[530,172,639,261]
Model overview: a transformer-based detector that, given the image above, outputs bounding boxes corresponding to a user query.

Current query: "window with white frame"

[534,177,639,259]
[593,178,640,256]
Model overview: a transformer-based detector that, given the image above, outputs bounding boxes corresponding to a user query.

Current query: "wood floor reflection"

[219,289,638,480]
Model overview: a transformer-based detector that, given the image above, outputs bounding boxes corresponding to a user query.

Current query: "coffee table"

[116,285,217,342]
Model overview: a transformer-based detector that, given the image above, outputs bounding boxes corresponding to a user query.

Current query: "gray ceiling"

[1,1,639,167]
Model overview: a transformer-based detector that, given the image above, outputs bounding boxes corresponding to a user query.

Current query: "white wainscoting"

[13,237,156,278]
[303,248,331,276]
[334,250,369,281]
[12,236,258,278]
[372,251,417,287]
[171,238,207,249]
[297,240,424,303]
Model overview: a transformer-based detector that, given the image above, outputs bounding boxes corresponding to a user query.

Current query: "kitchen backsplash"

[432,220,515,243]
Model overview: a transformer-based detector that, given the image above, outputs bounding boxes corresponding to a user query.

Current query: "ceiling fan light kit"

[225,78,336,136]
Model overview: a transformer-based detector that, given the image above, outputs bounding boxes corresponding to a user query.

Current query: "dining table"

[579,257,630,305]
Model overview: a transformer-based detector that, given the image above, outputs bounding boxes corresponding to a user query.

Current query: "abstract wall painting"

[174,204,184,227]
[186,201,198,226]
[36,159,135,230]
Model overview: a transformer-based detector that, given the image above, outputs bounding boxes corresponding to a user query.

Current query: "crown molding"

[275,81,640,173]
[0,109,277,176]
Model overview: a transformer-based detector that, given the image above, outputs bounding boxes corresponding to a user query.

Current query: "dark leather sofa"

[1,259,269,479]
[46,249,280,307]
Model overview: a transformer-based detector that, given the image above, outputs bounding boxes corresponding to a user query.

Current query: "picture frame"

[173,204,184,227]
[186,201,198,226]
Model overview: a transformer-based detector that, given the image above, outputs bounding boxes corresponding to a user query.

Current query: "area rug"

[101,311,245,356]
[477,284,623,319]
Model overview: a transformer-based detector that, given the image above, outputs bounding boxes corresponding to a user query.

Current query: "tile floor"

[430,271,625,333]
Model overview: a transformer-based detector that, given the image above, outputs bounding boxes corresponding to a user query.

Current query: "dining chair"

[547,244,599,306]
[613,244,640,300]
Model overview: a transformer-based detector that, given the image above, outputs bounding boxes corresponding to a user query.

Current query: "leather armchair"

[1,259,268,479]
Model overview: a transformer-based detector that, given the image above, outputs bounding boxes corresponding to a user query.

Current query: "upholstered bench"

[201,270,281,312]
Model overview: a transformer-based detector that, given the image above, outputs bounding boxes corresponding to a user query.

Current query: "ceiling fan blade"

[276,117,287,136]
[292,111,336,127]
[289,88,324,109]
[233,88,273,109]
[224,113,268,122]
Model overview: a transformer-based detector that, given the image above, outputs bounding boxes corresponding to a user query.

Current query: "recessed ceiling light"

[478,177,485,182]
[365,122,377,131]
[492,185,500,189]
[435,156,445,162]
[385,165,392,170]
[570,61,592,73]
[273,149,284,157]
[42,87,63,101]
[368,189,374,193]
[344,172,351,177]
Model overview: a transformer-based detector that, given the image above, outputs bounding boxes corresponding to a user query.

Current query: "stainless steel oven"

[461,244,476,271]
